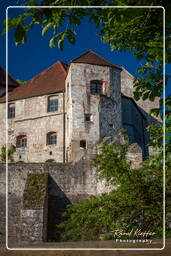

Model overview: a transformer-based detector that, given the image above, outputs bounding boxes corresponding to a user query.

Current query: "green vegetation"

[3,0,170,105]
[23,173,48,209]
[57,129,170,241]
[0,144,16,162]
[2,0,171,241]
[16,79,27,84]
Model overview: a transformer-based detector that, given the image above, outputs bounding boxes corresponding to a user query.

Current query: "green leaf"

[49,36,56,48]
[14,22,27,46]
[42,23,52,37]
[58,39,64,50]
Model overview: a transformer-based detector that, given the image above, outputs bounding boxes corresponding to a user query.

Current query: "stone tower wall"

[65,63,121,162]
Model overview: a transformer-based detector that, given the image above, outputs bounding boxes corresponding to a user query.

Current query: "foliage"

[3,0,171,104]
[57,131,170,241]
[2,0,171,241]
[0,144,16,162]
[23,173,48,209]
[16,79,27,84]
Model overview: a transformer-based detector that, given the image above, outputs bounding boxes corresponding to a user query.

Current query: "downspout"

[63,91,66,163]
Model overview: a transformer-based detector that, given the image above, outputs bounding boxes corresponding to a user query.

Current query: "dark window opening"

[48,97,58,112]
[49,151,52,155]
[85,113,92,122]
[8,104,15,119]
[47,132,57,145]
[80,140,86,149]
[46,159,55,162]
[16,135,27,148]
[90,81,102,94]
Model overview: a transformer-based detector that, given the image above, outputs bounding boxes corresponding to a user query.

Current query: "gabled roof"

[72,50,122,70]
[0,61,66,102]
[0,50,122,103]
[0,67,19,88]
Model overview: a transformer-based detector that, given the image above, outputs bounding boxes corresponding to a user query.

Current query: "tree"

[0,144,16,162]
[3,0,171,241]
[3,0,171,155]
[57,129,170,241]
[3,0,171,103]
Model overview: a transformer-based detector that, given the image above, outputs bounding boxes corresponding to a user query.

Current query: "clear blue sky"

[0,1,170,96]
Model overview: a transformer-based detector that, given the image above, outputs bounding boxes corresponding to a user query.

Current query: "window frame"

[48,96,59,112]
[8,103,15,119]
[90,80,102,95]
[47,132,57,145]
[16,135,27,148]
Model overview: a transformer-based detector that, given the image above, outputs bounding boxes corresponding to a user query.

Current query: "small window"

[80,140,86,149]
[16,135,27,148]
[8,103,15,119]
[48,96,58,112]
[47,132,57,145]
[85,113,92,122]
[90,81,102,94]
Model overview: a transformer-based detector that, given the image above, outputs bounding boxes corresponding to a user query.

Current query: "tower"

[65,50,122,162]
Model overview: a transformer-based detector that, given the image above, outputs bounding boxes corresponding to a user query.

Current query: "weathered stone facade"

[0,93,64,162]
[0,51,159,163]
[0,162,113,246]
[0,51,161,247]
[65,63,121,162]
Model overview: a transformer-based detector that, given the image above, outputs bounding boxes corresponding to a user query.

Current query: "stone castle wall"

[0,161,114,246]
[0,93,64,163]
[121,68,160,119]
[65,63,121,162]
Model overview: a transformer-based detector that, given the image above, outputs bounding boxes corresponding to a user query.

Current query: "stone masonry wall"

[121,68,160,119]
[122,97,148,158]
[20,173,48,243]
[65,63,121,162]
[0,161,113,246]
[0,93,64,163]
[100,68,121,138]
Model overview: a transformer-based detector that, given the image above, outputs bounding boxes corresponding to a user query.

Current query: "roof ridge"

[71,50,122,70]
[71,49,92,62]
[56,61,67,74]
[26,60,65,85]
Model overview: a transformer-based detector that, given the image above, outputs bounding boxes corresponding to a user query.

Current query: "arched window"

[16,135,27,148]
[90,80,102,94]
[47,132,57,145]
[80,140,86,149]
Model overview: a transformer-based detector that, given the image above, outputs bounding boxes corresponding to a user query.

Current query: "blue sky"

[0,1,170,96]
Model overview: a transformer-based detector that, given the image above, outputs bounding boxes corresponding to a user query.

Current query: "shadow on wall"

[47,175,71,242]
[121,95,161,160]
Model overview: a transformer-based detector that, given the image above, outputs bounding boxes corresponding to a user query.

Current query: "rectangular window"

[90,81,102,94]
[48,97,58,112]
[85,113,92,122]
[16,135,27,148]
[8,103,15,119]
[47,132,57,145]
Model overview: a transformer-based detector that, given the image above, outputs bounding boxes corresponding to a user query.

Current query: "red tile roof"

[0,50,122,103]
[72,50,122,70]
[0,61,66,102]
[0,67,19,88]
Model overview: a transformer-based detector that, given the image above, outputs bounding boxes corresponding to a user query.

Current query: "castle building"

[0,50,159,163]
